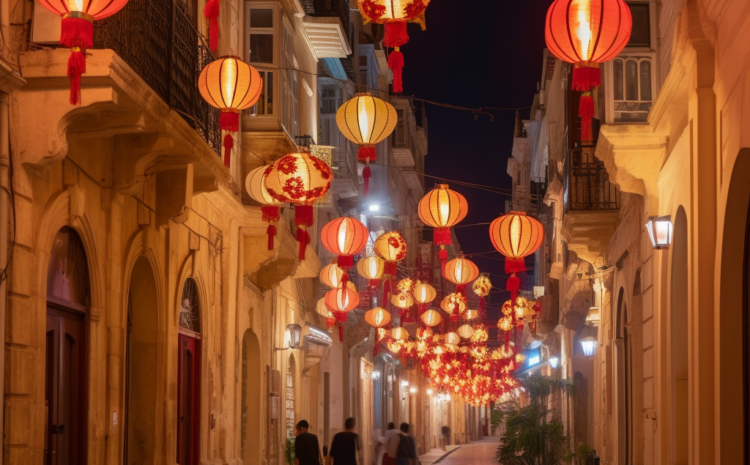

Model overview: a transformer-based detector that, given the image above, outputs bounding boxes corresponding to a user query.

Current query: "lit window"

[247,8,274,64]
[281,24,298,136]
[626,3,651,48]
[612,56,653,122]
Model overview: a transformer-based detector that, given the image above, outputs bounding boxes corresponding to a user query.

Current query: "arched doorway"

[670,207,688,465]
[45,227,90,465]
[286,355,296,438]
[615,288,633,465]
[241,330,262,465]
[124,257,158,464]
[177,278,202,465]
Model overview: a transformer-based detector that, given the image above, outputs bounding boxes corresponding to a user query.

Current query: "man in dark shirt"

[295,420,323,465]
[327,417,359,465]
[395,423,417,465]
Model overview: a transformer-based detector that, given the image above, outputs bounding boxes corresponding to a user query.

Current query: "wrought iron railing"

[93,0,222,157]
[566,149,619,211]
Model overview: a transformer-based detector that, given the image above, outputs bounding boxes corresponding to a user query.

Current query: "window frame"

[604,52,657,124]
[280,18,299,136]
[244,2,281,117]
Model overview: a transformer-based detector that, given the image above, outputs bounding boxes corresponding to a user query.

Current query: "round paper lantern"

[37,0,130,104]
[325,286,361,341]
[320,263,346,289]
[420,309,443,327]
[472,273,492,316]
[199,57,263,167]
[413,282,436,304]
[418,184,468,268]
[444,332,461,346]
[441,292,467,321]
[374,231,407,276]
[444,257,480,288]
[358,0,431,93]
[391,292,415,309]
[357,256,385,288]
[490,211,544,300]
[264,153,332,260]
[545,0,632,140]
[457,324,475,340]
[364,307,391,328]
[397,278,414,292]
[336,93,398,195]
[321,217,368,268]
[465,309,480,320]
[391,327,409,341]
[246,165,281,250]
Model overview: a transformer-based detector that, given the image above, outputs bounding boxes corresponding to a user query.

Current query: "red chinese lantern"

[199,56,263,167]
[358,0,431,93]
[490,212,544,301]
[320,263,346,289]
[246,165,280,250]
[325,286,360,341]
[321,217,369,270]
[357,256,385,289]
[545,0,632,141]
[365,307,391,328]
[418,184,468,271]
[443,256,479,296]
[336,93,398,195]
[264,153,332,260]
[37,0,130,104]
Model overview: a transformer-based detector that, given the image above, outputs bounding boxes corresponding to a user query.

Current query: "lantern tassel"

[223,133,233,168]
[295,205,314,226]
[384,21,409,48]
[358,145,377,162]
[434,228,451,246]
[439,248,448,274]
[579,92,595,142]
[363,164,371,197]
[219,111,240,132]
[261,205,280,222]
[296,227,310,260]
[388,48,404,94]
[504,258,526,274]
[339,323,344,342]
[67,48,86,105]
[267,224,276,251]
[507,273,521,303]
[338,255,354,268]
[204,0,220,52]
[572,64,601,92]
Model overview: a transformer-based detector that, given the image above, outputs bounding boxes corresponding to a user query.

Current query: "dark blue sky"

[404,0,551,283]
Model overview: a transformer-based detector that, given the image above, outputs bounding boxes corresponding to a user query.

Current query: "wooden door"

[45,307,87,465]
[177,333,201,465]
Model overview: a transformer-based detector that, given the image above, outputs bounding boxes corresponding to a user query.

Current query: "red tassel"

[204,0,220,52]
[388,49,405,94]
[363,165,371,197]
[479,296,486,318]
[341,271,350,287]
[339,323,344,342]
[67,49,86,105]
[369,279,380,289]
[223,133,233,168]
[60,17,93,49]
[439,248,448,274]
[295,205,314,226]
[261,205,280,222]
[505,258,526,274]
[296,228,310,260]
[267,224,276,250]
[338,255,354,268]
[219,111,240,132]
[374,344,380,357]
[579,93,595,142]
[507,273,521,303]
[384,21,409,48]
[434,228,451,246]
[358,145,377,162]
[456,284,466,298]
[572,64,601,92]
[383,278,392,311]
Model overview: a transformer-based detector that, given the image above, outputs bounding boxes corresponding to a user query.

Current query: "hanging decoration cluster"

[358,0,431,93]
[545,0,632,142]
[37,0,130,104]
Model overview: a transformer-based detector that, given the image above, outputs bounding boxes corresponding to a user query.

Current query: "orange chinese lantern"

[365,307,391,328]
[199,57,263,167]
[321,217,368,271]
[545,0,632,141]
[264,153,332,260]
[420,309,442,327]
[325,286,360,341]
[457,324,475,340]
[441,292,467,322]
[358,0,431,93]
[37,0,130,104]
[391,326,409,341]
[443,256,479,297]
[465,309,480,320]
[246,165,280,250]
[336,93,398,195]
[490,211,544,301]
[391,292,415,309]
[418,184,468,270]
[444,332,461,346]
[320,263,346,289]
[413,282,436,314]
[357,256,385,289]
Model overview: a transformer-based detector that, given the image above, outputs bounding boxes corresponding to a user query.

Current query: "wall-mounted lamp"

[548,356,559,369]
[409,387,417,394]
[276,324,302,350]
[400,380,410,387]
[580,336,598,357]
[646,215,673,250]
[371,370,381,380]
[426,388,434,395]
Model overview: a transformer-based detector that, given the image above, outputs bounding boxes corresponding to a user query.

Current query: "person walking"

[382,422,399,465]
[394,423,417,465]
[295,420,324,465]
[327,417,360,465]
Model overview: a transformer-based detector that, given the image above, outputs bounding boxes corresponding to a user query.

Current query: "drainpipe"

[0,90,7,465]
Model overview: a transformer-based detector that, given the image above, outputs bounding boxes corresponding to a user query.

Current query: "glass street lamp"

[276,324,302,350]
[580,337,598,357]
[548,356,559,369]
[646,216,673,249]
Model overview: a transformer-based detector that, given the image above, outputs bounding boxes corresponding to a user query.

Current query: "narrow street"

[420,438,498,465]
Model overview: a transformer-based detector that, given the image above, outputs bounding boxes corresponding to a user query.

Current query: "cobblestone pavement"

[419,437,498,465]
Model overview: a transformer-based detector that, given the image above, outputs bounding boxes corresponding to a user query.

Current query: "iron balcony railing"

[94,0,222,157]
[566,148,619,211]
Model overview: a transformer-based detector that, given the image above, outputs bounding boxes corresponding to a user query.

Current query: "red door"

[45,307,87,465]
[177,333,201,465]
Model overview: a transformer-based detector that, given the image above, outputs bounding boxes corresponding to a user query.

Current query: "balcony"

[302,0,352,58]
[93,0,221,157]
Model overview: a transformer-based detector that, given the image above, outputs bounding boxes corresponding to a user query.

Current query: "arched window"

[179,278,201,334]
[177,278,202,465]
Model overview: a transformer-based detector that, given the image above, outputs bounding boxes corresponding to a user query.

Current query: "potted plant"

[285,436,295,465]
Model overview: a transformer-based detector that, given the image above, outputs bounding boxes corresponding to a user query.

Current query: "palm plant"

[496,375,574,465]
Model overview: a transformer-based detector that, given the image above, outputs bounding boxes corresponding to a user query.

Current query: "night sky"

[404,0,551,284]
